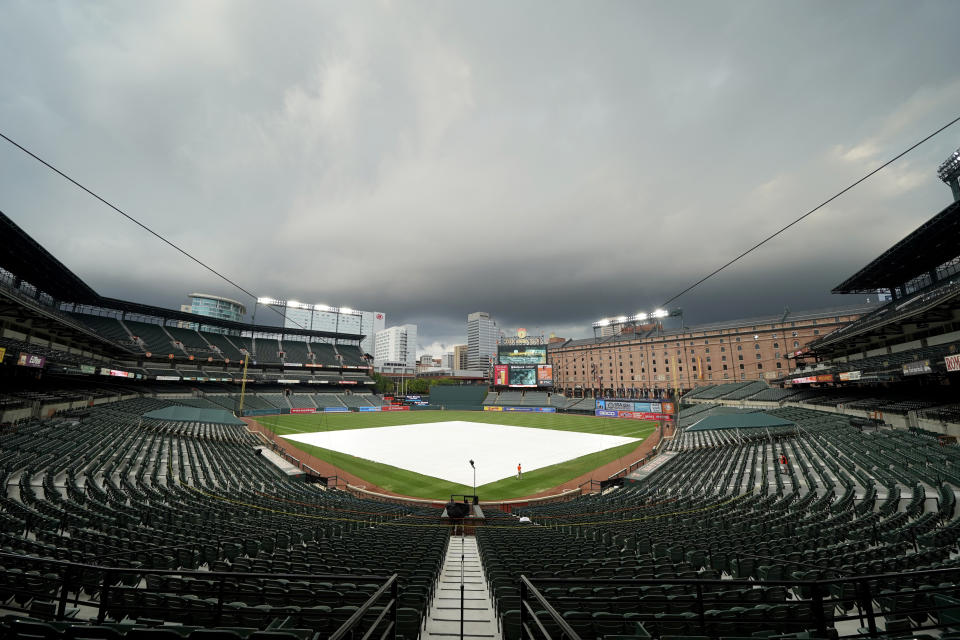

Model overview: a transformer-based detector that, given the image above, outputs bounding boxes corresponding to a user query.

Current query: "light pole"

[469,459,476,499]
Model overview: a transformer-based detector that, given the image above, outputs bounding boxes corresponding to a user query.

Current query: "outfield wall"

[242,406,410,417]
[427,386,489,411]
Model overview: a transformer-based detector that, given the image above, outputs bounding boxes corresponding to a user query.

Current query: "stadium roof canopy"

[90,297,361,339]
[832,199,960,294]
[0,210,362,340]
[0,211,100,304]
[686,412,796,432]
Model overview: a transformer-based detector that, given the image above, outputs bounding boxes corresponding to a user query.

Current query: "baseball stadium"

[0,144,959,640]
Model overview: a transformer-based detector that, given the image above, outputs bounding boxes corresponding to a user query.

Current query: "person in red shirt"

[779,453,788,472]
[517,463,522,480]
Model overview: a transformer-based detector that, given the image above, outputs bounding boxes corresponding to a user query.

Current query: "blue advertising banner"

[324,407,350,413]
[596,409,618,417]
[358,406,381,412]
[595,400,674,414]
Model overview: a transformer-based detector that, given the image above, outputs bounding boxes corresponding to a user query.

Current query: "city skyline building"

[374,324,417,369]
[467,311,498,374]
[453,344,469,370]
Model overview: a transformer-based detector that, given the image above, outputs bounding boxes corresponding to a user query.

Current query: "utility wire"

[0,131,307,330]
[660,114,960,308]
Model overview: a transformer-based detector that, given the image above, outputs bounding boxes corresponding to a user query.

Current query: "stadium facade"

[179,292,246,332]
[548,304,876,397]
[268,300,385,356]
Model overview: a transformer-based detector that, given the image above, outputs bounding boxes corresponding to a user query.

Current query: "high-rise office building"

[453,344,469,370]
[374,324,417,369]
[467,312,498,374]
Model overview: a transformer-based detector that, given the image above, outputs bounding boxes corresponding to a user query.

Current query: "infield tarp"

[144,406,246,426]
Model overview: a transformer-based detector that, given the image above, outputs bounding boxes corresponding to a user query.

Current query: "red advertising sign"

[791,376,818,384]
[946,354,960,372]
[615,410,674,421]
[290,408,316,414]
[381,405,410,411]
[494,365,509,386]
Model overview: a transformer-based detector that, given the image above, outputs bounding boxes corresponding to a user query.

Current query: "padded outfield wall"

[426,386,490,411]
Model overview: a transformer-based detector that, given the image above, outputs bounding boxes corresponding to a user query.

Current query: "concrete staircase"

[423,534,499,640]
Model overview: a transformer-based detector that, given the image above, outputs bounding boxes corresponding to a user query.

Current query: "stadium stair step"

[423,534,499,640]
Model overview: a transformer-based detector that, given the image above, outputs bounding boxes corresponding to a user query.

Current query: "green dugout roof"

[144,406,246,426]
[687,412,796,432]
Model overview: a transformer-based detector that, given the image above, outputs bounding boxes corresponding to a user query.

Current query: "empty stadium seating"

[279,339,311,364]
[492,405,960,638]
[337,345,368,367]
[0,398,446,637]
[308,343,339,367]
[68,314,139,349]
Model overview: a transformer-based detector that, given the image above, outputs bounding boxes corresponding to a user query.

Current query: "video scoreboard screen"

[497,345,547,366]
[496,344,552,387]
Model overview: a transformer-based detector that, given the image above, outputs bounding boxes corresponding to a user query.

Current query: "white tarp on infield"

[280,420,639,486]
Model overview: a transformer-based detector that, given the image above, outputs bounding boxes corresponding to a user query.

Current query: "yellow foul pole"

[238,352,250,414]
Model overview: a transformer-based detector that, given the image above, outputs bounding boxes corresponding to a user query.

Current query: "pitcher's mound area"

[281,420,639,486]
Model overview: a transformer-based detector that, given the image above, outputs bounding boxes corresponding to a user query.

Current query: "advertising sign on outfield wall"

[381,405,410,411]
[596,409,674,421]
[597,400,674,414]
[358,406,381,412]
[290,408,316,414]
[324,407,350,413]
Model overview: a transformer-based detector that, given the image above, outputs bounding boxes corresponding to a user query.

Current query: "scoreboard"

[495,346,552,388]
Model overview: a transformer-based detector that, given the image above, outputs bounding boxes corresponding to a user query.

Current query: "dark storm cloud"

[2,1,960,354]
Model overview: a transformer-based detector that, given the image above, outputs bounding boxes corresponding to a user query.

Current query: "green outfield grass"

[256,410,657,500]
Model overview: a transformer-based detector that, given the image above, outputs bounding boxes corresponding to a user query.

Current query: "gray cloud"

[2,1,959,354]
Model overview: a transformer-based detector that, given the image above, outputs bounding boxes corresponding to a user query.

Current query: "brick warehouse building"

[548,304,877,397]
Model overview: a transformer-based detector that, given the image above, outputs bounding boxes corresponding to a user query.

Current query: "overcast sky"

[2,1,960,357]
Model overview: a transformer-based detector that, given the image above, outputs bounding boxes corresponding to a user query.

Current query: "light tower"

[938,147,960,202]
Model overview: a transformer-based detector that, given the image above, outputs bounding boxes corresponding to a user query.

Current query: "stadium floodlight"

[653,308,669,318]
[617,316,627,323]
[314,304,329,311]
[634,312,648,321]
[341,307,354,314]
[938,147,960,201]
[598,319,610,327]
[288,300,300,307]
[256,296,273,304]
[938,148,960,182]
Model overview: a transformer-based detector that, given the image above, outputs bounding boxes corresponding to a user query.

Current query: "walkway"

[423,535,499,640]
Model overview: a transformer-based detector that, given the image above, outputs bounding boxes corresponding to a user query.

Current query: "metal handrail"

[0,550,399,638]
[520,575,582,640]
[522,563,960,587]
[328,573,399,640]
[521,565,960,639]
